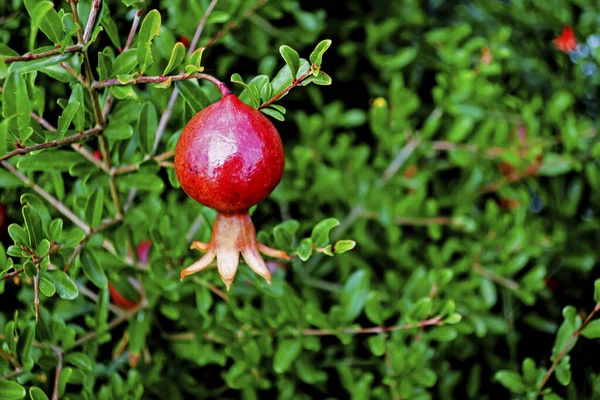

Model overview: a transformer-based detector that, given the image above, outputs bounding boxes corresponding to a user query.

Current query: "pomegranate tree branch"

[538,303,600,394]
[4,44,83,63]
[83,0,101,43]
[124,9,143,51]
[0,349,22,370]
[0,127,102,162]
[472,263,520,291]
[0,161,90,232]
[299,316,443,336]
[259,70,312,109]
[51,346,62,400]
[189,0,220,52]
[92,72,228,92]
[0,268,25,281]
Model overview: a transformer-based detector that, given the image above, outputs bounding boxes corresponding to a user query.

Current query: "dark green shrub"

[1,1,599,399]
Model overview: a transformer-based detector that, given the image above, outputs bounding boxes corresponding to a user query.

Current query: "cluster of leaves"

[1,0,600,399]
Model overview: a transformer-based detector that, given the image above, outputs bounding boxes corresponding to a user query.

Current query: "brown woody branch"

[0,126,102,162]
[4,44,83,63]
[92,72,228,91]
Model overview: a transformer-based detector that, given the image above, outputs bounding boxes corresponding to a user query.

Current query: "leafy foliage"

[0,0,600,399]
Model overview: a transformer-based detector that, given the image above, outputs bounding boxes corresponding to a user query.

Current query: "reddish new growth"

[175,85,289,290]
[553,25,577,53]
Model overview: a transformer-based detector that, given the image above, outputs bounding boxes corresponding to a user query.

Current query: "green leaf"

[494,370,526,393]
[163,42,186,75]
[367,334,386,356]
[22,206,43,247]
[137,102,158,154]
[48,219,63,242]
[429,326,457,342]
[555,359,571,386]
[46,270,79,300]
[296,238,313,261]
[39,274,56,297]
[17,151,83,171]
[2,72,31,139]
[0,44,19,57]
[279,45,300,79]
[175,80,209,113]
[365,291,383,325]
[0,380,26,399]
[101,12,121,49]
[65,352,93,372]
[85,188,104,227]
[104,122,133,140]
[261,107,285,121]
[57,99,80,138]
[410,297,433,321]
[137,10,161,74]
[117,172,165,192]
[309,39,332,67]
[310,218,340,247]
[273,339,302,373]
[333,240,355,254]
[581,320,600,339]
[8,224,30,247]
[111,49,138,76]
[340,269,370,321]
[10,53,72,74]
[70,85,85,132]
[594,279,600,304]
[25,0,54,49]
[188,47,205,70]
[311,71,332,86]
[129,311,151,356]
[29,387,49,400]
[80,248,107,289]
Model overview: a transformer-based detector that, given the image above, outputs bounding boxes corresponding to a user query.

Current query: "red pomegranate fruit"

[175,86,289,290]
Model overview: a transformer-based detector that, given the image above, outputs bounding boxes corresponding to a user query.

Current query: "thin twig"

[51,346,63,400]
[4,44,83,63]
[538,303,600,393]
[259,70,312,109]
[1,268,25,281]
[189,0,220,52]
[1,161,90,232]
[193,277,229,301]
[71,143,109,172]
[34,271,40,323]
[0,126,102,162]
[92,72,229,91]
[300,316,443,336]
[125,9,143,50]
[83,0,101,43]
[0,349,22,370]
[472,263,520,291]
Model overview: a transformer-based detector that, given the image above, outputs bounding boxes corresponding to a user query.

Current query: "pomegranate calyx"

[180,212,289,290]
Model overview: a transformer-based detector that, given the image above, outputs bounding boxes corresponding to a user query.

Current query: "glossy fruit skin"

[175,94,285,213]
